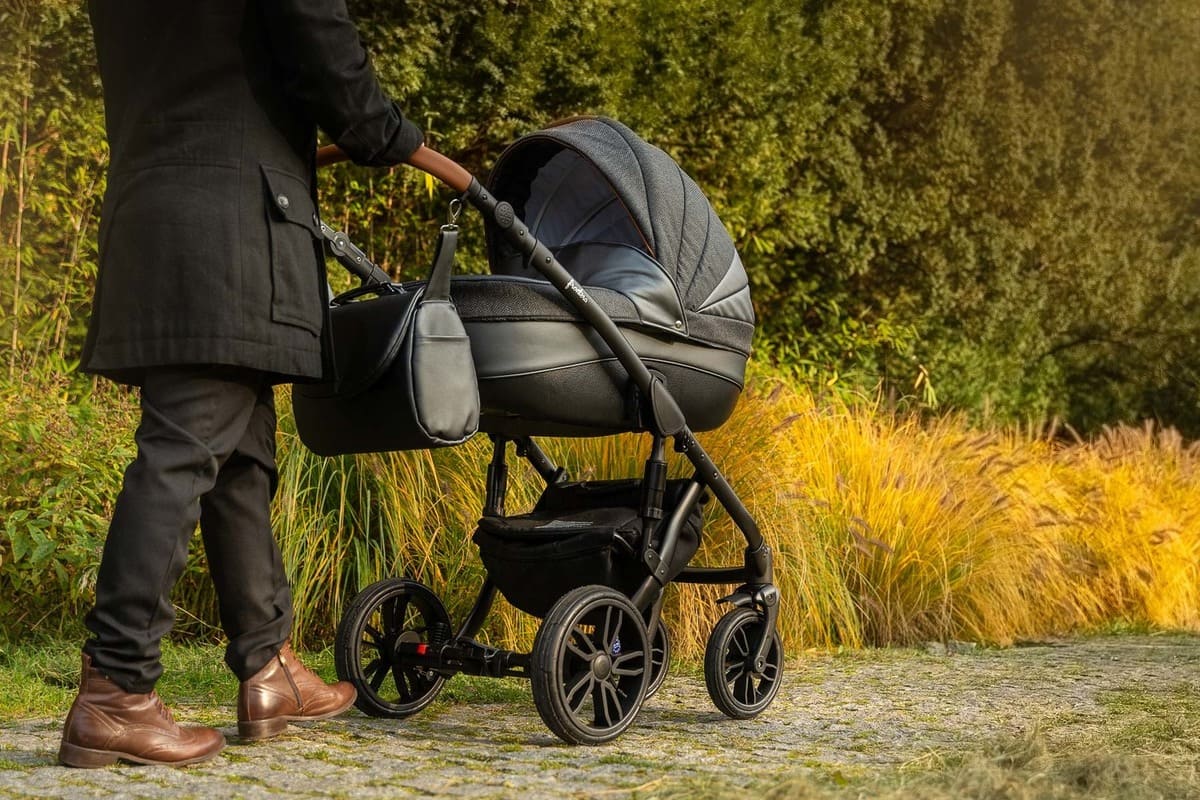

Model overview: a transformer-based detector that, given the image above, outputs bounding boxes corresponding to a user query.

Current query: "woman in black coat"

[60,1,422,768]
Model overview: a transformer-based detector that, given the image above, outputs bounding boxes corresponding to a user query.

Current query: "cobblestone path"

[2,635,1197,798]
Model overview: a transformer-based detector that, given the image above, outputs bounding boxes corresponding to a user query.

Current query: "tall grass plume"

[6,368,1197,657]
[262,375,1200,656]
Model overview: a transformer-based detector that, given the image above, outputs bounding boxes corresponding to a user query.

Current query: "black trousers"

[84,366,292,693]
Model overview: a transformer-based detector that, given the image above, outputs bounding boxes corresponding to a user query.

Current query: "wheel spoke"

[567,630,599,662]
[724,658,746,684]
[369,658,390,691]
[732,626,752,658]
[601,606,619,649]
[392,663,411,700]
[402,666,429,696]
[564,670,593,714]
[380,597,397,636]
[735,671,757,704]
[595,680,623,728]
[612,650,645,677]
[363,624,384,645]
[387,595,411,637]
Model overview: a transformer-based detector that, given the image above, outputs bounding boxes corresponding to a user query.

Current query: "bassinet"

[451,116,755,436]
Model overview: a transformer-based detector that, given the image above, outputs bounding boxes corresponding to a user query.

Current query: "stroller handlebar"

[316,144,473,193]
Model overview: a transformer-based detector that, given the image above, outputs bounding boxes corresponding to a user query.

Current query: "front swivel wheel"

[531,586,650,745]
[704,606,783,719]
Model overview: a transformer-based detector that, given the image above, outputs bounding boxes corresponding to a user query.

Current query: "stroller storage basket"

[473,479,703,618]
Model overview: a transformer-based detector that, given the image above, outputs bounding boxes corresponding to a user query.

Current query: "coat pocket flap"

[260,164,319,233]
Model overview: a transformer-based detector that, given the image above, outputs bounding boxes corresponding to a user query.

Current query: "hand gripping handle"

[316,143,472,193]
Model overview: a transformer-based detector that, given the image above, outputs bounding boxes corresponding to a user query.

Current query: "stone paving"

[1,635,1197,798]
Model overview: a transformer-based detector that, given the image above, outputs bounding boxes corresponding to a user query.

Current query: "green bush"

[0,362,135,635]
[4,1,1200,431]
[4,1,1200,646]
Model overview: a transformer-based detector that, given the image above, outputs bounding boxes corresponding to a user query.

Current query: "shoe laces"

[150,691,175,724]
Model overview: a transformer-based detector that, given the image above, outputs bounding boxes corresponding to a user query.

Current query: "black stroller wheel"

[704,607,783,719]
[335,578,450,719]
[645,622,671,698]
[531,586,650,745]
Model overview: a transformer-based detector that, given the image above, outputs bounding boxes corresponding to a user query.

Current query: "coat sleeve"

[260,0,423,166]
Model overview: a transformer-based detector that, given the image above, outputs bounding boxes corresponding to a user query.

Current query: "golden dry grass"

[270,375,1200,657]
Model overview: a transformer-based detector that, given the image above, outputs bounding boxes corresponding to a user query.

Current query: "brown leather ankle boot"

[58,653,225,768]
[237,642,356,740]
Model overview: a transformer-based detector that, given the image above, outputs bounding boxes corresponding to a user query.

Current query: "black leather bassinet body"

[454,117,756,437]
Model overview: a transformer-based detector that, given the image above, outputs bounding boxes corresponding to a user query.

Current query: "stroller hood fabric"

[486,117,755,354]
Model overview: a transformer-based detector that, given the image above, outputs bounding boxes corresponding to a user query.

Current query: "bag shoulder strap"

[425,224,457,301]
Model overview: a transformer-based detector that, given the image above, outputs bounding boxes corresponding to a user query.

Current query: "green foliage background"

[4,0,1199,429]
[1,0,1199,640]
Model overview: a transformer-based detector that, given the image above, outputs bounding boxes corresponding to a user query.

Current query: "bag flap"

[295,286,424,399]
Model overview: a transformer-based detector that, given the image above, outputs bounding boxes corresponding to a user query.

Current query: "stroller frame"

[324,148,782,745]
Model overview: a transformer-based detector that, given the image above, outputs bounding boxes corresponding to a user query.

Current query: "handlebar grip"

[315,144,473,194]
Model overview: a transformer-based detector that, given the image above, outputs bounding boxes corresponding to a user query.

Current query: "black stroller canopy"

[486,117,754,351]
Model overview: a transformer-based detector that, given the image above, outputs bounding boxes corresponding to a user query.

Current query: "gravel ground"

[1,634,1197,799]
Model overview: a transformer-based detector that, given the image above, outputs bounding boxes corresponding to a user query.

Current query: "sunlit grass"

[7,365,1197,658]
[242,371,1200,658]
[0,638,528,718]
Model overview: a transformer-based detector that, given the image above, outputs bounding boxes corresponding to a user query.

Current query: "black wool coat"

[82,0,423,385]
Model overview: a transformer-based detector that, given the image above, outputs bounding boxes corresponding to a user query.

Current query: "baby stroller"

[294,117,782,744]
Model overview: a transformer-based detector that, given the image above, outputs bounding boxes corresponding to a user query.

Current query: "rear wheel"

[530,586,650,745]
[645,622,671,698]
[703,607,783,719]
[335,578,451,718]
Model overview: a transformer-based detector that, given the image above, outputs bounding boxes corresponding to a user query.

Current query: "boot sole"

[238,692,357,741]
[58,739,224,768]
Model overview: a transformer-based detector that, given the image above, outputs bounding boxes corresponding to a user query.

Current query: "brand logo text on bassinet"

[565,279,591,304]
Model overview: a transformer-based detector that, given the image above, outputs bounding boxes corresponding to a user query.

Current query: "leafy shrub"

[264,372,1200,656]
[0,363,135,635]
